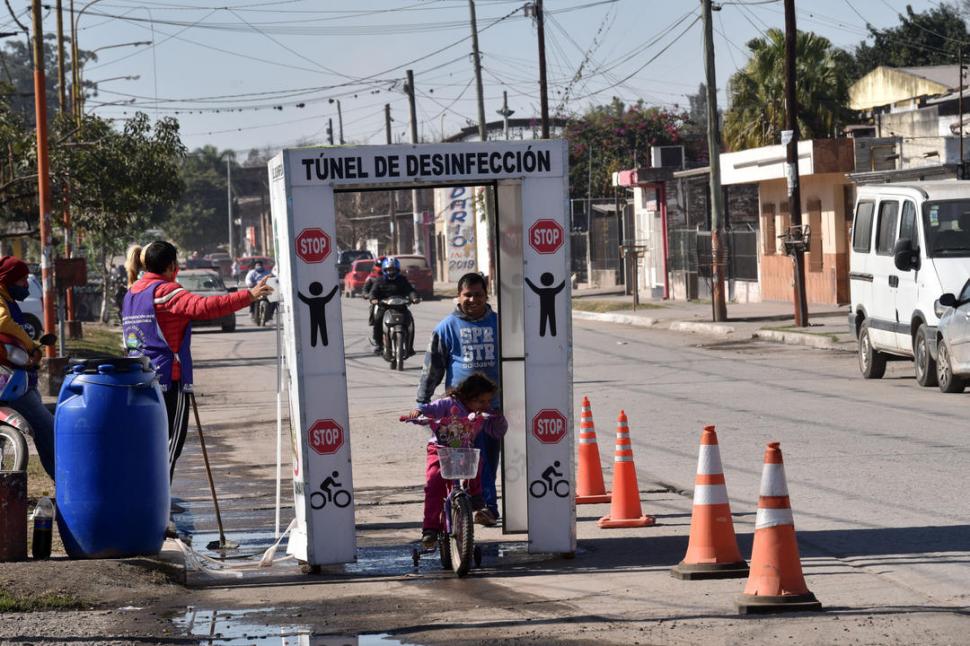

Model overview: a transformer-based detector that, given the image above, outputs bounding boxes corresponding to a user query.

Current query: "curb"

[753,329,854,352]
[669,321,736,337]
[572,311,659,328]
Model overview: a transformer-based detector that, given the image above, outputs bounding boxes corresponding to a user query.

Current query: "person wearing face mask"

[123,241,274,480]
[0,256,55,480]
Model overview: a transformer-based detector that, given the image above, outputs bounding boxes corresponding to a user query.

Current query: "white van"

[849,180,970,384]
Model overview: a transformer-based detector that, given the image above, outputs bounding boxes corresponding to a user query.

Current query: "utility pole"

[497,90,514,140]
[385,103,396,253]
[784,0,808,326]
[70,0,79,122]
[469,0,487,142]
[532,0,550,138]
[702,0,727,322]
[336,100,345,145]
[226,159,234,261]
[31,0,55,356]
[406,69,421,254]
[960,45,965,178]
[55,0,76,331]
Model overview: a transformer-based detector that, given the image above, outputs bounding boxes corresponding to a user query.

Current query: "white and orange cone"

[671,425,748,580]
[736,442,821,614]
[597,411,654,529]
[576,396,611,505]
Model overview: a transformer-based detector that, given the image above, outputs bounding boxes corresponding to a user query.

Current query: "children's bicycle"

[401,412,486,577]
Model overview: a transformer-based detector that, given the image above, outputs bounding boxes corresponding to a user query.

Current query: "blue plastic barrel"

[55,357,169,558]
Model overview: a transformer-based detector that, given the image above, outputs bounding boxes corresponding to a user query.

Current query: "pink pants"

[423,443,483,531]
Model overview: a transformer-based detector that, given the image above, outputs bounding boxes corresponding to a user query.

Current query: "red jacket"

[129,272,251,381]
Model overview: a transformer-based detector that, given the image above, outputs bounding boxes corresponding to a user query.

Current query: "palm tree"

[723,29,855,151]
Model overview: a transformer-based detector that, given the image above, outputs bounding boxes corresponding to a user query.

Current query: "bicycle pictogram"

[310,470,352,509]
[529,460,569,498]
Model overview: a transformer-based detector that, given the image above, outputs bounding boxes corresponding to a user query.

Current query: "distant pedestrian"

[122,241,273,480]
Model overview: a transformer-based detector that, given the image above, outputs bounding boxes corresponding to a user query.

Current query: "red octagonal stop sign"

[308,419,344,455]
[532,409,567,444]
[295,227,332,264]
[528,219,564,255]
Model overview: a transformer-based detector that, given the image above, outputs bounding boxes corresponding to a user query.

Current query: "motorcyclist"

[0,257,54,480]
[368,257,418,357]
[245,260,273,320]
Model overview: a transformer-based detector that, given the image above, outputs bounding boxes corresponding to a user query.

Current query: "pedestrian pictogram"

[528,219,564,254]
[532,409,567,444]
[308,419,344,455]
[525,272,566,337]
[295,227,332,263]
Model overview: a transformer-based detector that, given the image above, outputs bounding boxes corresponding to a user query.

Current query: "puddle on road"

[174,607,418,645]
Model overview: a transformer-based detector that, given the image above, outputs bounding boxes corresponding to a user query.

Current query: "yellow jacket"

[0,285,39,351]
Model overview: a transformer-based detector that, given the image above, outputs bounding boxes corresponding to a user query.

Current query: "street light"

[90,40,151,55]
[70,0,108,123]
[88,74,139,98]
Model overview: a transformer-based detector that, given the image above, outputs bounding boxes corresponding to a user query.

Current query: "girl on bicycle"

[404,373,507,549]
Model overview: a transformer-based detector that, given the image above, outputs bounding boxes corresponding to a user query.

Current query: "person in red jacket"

[122,240,273,480]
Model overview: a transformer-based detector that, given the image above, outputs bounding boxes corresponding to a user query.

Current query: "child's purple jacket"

[417,396,508,444]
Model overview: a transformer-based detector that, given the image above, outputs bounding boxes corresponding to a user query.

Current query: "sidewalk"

[571,289,857,352]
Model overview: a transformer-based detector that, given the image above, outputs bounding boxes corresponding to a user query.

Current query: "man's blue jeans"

[10,388,55,480]
[475,432,501,517]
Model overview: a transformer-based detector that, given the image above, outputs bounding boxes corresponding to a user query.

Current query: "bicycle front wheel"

[449,494,474,577]
[0,423,28,472]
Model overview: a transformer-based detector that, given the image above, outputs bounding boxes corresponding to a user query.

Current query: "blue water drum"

[55,357,169,558]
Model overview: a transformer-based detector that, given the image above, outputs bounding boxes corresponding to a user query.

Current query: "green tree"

[159,146,237,254]
[564,98,688,198]
[722,29,855,150]
[52,112,186,320]
[854,4,969,77]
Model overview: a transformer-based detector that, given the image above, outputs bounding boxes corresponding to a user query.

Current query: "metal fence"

[668,225,758,281]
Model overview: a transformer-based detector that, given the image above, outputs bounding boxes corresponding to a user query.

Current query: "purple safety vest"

[121,280,193,389]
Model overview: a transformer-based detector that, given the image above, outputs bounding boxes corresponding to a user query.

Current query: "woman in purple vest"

[122,241,273,480]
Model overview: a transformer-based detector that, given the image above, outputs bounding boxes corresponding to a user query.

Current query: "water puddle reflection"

[174,607,418,645]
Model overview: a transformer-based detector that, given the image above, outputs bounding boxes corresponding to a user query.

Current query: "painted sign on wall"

[436,186,478,282]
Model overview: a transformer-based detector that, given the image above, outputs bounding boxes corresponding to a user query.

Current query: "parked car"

[178,269,237,332]
[342,259,375,297]
[19,275,44,340]
[205,252,233,279]
[337,249,373,279]
[933,280,970,392]
[849,181,970,385]
[390,254,433,299]
[235,255,275,282]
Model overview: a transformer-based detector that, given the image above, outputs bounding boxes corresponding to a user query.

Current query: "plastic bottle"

[31,496,53,560]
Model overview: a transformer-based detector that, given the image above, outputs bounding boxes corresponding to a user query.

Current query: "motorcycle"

[252,297,274,327]
[378,295,418,371]
[0,333,54,471]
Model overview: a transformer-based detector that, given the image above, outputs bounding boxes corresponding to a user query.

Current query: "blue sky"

[19,0,949,154]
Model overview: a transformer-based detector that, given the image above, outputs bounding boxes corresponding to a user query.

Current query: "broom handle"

[189,392,228,546]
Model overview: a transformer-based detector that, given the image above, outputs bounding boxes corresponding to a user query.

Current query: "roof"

[895,65,962,89]
[849,65,960,111]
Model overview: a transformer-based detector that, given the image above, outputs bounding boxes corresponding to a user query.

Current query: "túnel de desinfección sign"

[300,148,552,182]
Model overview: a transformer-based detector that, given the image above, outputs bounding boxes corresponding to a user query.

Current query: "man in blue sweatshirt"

[414,272,500,525]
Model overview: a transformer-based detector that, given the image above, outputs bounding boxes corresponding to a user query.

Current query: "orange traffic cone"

[671,425,748,580]
[736,442,821,614]
[597,411,654,528]
[576,396,611,505]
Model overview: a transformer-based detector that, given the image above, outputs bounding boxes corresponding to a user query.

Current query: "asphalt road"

[166,295,969,644]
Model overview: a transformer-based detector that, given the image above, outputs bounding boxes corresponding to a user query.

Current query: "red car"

[342,259,376,297]
[391,254,433,299]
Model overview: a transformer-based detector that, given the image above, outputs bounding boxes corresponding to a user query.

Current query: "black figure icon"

[310,470,352,509]
[297,281,339,347]
[529,460,569,498]
[524,272,566,337]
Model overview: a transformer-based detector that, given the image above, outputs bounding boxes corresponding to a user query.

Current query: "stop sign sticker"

[532,409,567,444]
[529,219,564,255]
[309,419,344,455]
[295,227,331,263]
